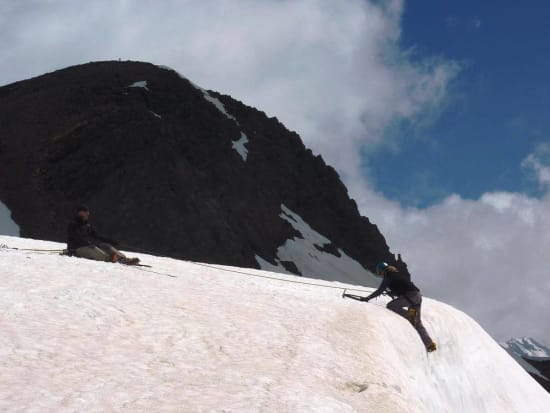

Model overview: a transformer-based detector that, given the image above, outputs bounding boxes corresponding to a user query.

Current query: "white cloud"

[473,18,482,30]
[522,143,550,191]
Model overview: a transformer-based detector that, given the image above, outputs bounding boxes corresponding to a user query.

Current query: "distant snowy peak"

[503,337,550,360]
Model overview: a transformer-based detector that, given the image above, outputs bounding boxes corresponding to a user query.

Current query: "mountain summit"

[0,60,405,284]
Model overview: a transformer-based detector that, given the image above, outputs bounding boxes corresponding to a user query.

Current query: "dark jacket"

[366,270,419,301]
[67,217,117,251]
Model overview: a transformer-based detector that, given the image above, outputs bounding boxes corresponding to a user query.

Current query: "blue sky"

[368,1,550,207]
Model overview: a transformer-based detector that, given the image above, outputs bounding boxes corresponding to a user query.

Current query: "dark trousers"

[387,291,434,349]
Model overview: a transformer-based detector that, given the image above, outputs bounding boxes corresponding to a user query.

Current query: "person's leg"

[386,296,411,318]
[96,243,126,262]
[95,243,140,265]
[75,245,110,262]
[408,292,436,350]
[415,315,435,348]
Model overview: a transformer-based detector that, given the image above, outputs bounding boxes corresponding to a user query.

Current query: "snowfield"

[1,236,549,412]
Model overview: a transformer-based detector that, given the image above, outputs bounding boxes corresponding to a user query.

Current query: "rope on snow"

[1,243,378,297]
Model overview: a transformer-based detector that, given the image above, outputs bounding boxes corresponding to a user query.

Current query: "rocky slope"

[0,60,406,282]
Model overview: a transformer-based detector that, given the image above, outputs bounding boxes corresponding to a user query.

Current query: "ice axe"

[342,289,367,301]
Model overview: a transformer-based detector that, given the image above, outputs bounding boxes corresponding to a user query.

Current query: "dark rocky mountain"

[525,359,550,393]
[0,60,406,283]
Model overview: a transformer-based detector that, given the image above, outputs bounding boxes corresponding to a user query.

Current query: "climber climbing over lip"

[361,261,437,353]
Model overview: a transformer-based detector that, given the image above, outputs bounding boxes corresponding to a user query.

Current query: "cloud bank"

[1,0,548,343]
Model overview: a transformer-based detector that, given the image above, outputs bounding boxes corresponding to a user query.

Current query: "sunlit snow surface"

[1,235,549,412]
[0,201,19,236]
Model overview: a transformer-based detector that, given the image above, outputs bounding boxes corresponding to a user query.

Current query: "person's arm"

[89,225,118,246]
[362,276,390,302]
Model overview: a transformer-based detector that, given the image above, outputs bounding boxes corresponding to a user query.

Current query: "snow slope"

[1,235,549,412]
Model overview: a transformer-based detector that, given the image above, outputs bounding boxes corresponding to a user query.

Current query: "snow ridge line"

[187,261,372,294]
[2,244,372,294]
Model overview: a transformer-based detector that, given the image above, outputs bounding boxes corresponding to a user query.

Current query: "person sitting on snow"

[362,262,437,352]
[67,205,139,265]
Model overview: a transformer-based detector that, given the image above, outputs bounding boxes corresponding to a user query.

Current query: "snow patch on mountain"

[256,205,381,287]
[0,201,19,236]
[1,235,549,412]
[128,80,148,90]
[202,92,238,122]
[232,132,249,161]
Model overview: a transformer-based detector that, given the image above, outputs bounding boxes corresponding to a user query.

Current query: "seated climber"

[66,205,139,265]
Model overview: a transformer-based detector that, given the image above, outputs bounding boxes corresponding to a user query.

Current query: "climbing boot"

[407,307,418,326]
[119,256,140,265]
